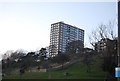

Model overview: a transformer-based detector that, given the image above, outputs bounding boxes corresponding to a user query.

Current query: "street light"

[115,1,120,81]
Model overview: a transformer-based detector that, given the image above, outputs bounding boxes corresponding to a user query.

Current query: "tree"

[101,39,117,76]
[2,50,14,60]
[51,53,70,69]
[9,50,26,62]
[66,40,84,54]
[39,48,47,61]
[89,21,117,77]
[82,51,94,73]
[20,52,36,70]
[19,67,25,77]
[89,21,116,48]
[2,50,27,75]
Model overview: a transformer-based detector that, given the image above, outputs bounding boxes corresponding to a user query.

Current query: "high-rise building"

[49,21,84,57]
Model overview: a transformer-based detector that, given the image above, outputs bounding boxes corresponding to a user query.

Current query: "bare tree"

[2,50,14,60]
[88,20,117,78]
[89,21,116,48]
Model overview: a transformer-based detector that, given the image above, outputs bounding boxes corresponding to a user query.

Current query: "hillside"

[3,57,109,80]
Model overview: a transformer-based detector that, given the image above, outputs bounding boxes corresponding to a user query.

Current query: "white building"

[49,22,84,57]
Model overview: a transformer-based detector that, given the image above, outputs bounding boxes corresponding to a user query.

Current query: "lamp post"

[118,0,120,67]
[118,0,120,68]
[116,0,120,81]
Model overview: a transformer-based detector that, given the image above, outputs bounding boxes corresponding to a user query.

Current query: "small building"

[95,38,117,56]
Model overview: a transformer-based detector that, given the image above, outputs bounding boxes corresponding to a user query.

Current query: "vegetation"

[1,21,117,80]
[3,58,108,79]
[89,21,117,78]
[2,48,48,75]
[51,53,70,69]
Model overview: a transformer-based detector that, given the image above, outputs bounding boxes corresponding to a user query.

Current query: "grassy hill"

[3,58,108,80]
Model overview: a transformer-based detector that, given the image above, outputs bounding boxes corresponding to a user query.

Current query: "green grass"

[3,58,107,79]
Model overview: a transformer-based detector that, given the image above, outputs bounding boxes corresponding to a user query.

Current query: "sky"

[0,1,117,56]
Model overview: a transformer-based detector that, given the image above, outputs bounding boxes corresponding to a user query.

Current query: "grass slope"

[3,58,107,79]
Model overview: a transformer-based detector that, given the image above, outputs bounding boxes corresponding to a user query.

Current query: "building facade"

[95,38,117,56]
[49,22,84,57]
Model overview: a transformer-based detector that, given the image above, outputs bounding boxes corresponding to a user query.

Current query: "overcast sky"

[0,1,117,57]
